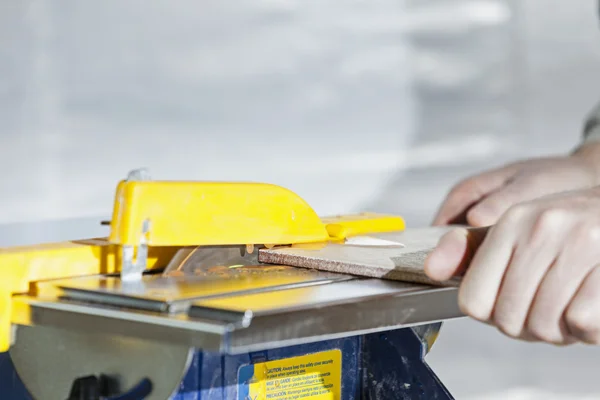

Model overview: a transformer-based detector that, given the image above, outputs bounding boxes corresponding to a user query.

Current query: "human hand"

[425,187,600,345]
[432,143,600,227]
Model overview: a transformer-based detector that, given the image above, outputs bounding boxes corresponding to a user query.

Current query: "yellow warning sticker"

[237,349,342,400]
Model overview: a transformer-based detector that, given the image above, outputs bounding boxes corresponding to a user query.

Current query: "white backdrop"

[1,0,419,222]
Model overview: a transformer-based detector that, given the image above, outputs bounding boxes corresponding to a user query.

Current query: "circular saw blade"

[162,245,261,277]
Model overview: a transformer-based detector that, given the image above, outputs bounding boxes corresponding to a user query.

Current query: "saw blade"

[162,245,261,277]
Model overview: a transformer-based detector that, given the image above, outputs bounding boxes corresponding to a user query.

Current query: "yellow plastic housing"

[109,181,331,247]
[0,239,177,352]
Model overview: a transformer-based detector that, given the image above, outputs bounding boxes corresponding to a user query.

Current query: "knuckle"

[458,294,490,322]
[501,204,530,225]
[572,224,600,247]
[565,306,600,344]
[587,225,600,243]
[526,319,561,344]
[536,209,568,229]
[495,319,522,339]
[492,307,523,338]
[529,209,567,244]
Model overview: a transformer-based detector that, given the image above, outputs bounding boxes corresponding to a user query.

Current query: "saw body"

[0,170,461,400]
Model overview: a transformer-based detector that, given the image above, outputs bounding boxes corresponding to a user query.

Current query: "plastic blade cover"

[109,181,330,247]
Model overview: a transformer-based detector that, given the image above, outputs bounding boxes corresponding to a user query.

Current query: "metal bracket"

[126,168,151,182]
[121,220,150,282]
[120,168,152,282]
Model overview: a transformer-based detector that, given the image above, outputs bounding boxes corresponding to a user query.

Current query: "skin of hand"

[432,142,600,227]
[425,187,600,345]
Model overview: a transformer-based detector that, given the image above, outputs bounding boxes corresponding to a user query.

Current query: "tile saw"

[1,169,463,400]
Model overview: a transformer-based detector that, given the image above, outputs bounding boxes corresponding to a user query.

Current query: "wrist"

[572,141,600,185]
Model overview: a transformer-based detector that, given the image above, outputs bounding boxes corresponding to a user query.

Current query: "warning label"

[237,349,341,400]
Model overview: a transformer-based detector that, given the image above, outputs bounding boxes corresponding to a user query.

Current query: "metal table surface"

[15,269,461,355]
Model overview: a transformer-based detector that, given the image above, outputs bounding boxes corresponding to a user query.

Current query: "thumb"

[424,226,489,282]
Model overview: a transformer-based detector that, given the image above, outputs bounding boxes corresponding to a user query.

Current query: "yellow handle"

[321,212,405,240]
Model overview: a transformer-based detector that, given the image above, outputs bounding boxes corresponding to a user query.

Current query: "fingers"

[490,209,566,340]
[432,166,517,226]
[457,210,523,322]
[564,265,600,345]
[430,185,600,346]
[458,203,600,346]
[523,220,600,344]
[525,255,585,345]
[424,226,489,281]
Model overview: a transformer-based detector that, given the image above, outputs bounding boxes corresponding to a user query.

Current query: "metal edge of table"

[221,283,462,353]
[10,296,230,352]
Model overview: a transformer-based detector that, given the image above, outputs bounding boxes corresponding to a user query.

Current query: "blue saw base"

[1,327,453,399]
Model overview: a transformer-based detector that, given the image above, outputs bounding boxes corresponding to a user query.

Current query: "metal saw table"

[0,172,462,400]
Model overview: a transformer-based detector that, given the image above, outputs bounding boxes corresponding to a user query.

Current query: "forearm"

[583,100,600,143]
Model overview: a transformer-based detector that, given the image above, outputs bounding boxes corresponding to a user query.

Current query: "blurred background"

[2,0,600,398]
